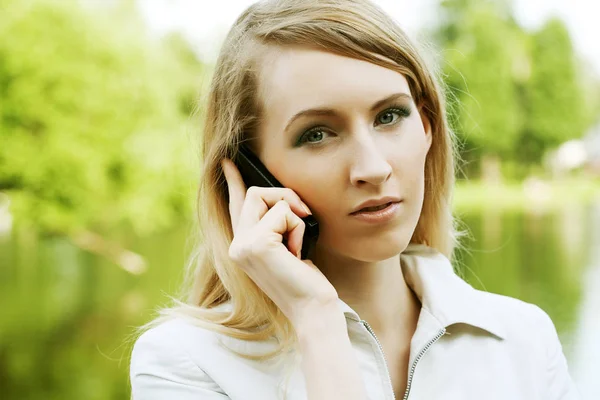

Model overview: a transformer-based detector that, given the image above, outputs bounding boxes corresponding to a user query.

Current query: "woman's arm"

[295,303,369,400]
[129,327,230,400]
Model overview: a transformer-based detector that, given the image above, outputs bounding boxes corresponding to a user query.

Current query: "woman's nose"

[348,135,392,186]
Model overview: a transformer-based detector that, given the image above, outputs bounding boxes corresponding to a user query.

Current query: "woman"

[129,0,580,399]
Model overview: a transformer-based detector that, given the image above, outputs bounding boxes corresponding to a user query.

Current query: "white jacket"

[130,244,581,399]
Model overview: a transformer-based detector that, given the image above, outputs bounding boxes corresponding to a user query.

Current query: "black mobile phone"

[232,143,319,260]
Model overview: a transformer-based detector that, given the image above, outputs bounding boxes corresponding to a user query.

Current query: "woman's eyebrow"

[284,92,412,133]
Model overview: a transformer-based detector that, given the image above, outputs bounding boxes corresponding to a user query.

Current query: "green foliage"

[519,18,587,164]
[437,0,526,176]
[0,0,204,236]
[436,0,593,177]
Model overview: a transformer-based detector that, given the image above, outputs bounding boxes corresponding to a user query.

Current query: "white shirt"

[130,243,581,399]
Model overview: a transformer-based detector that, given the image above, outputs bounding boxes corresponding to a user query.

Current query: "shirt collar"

[337,243,507,340]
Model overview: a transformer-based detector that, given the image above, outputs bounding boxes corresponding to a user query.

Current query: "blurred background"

[1,0,599,399]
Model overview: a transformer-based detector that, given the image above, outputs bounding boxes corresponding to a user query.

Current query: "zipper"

[402,328,446,400]
[361,320,446,400]
[360,319,396,400]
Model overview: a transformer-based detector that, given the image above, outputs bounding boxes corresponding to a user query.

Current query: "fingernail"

[302,203,312,214]
[296,250,302,258]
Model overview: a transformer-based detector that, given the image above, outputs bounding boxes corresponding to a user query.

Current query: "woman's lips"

[349,201,402,224]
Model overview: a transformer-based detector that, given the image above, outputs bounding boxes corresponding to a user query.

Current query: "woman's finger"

[236,186,311,233]
[254,200,306,258]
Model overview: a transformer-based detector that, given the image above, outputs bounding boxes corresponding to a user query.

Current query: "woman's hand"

[221,158,339,328]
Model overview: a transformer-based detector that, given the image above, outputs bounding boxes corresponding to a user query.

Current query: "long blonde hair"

[136,0,461,363]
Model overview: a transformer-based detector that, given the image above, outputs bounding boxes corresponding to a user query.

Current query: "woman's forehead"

[256,47,411,125]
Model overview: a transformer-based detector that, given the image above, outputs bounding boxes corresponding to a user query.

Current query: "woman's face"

[254,46,432,262]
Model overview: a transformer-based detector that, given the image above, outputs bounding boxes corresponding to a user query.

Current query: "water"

[1,204,598,399]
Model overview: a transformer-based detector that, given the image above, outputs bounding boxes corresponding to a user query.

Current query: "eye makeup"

[293,103,412,147]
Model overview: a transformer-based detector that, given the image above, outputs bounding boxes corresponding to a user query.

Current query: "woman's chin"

[338,238,410,262]
[315,225,414,261]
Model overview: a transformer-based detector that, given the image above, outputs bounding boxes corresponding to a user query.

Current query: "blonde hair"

[133,0,461,369]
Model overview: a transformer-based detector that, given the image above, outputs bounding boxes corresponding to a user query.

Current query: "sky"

[137,0,600,75]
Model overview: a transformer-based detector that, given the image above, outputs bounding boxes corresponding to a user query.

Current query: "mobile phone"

[232,143,319,260]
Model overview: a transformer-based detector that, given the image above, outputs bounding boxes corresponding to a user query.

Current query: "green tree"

[0,0,204,243]
[519,18,587,165]
[435,0,527,179]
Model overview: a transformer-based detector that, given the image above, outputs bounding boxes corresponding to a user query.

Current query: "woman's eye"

[306,129,324,143]
[376,106,411,126]
[295,106,410,147]
[296,127,328,146]
[378,112,397,125]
